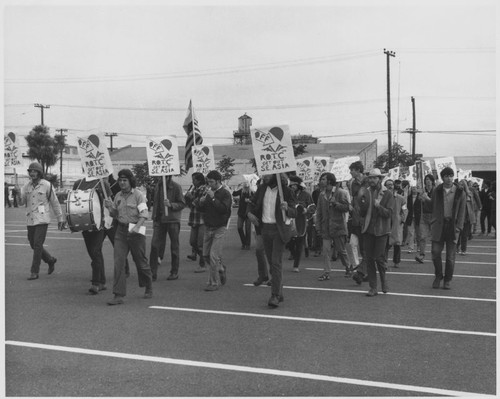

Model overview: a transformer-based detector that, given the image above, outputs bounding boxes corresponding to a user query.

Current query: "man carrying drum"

[71,174,114,295]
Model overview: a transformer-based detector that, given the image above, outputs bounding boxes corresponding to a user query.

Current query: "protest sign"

[146,136,181,176]
[313,156,330,184]
[470,176,483,188]
[4,132,21,167]
[330,156,359,182]
[434,157,457,181]
[243,173,259,192]
[457,169,472,181]
[77,133,114,181]
[192,144,215,175]
[250,125,296,175]
[296,157,314,183]
[387,166,400,181]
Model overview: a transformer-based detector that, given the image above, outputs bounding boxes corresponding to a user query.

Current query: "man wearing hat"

[359,168,394,296]
[21,162,65,280]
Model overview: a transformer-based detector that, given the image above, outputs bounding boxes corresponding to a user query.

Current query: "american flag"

[183,100,203,172]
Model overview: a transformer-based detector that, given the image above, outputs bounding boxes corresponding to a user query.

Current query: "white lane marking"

[5,340,495,397]
[244,284,496,302]
[305,268,496,280]
[5,243,31,246]
[150,306,495,337]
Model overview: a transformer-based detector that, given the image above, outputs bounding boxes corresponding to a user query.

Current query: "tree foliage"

[374,142,422,172]
[216,155,236,182]
[25,125,65,174]
[132,162,157,190]
[249,144,308,174]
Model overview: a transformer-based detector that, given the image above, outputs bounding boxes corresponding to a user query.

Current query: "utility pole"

[105,132,118,152]
[384,49,396,168]
[411,96,416,159]
[34,103,50,125]
[56,128,68,188]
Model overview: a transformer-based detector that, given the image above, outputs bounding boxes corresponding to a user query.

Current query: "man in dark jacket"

[430,167,465,289]
[247,173,296,308]
[194,170,232,291]
[149,176,186,281]
[232,181,253,249]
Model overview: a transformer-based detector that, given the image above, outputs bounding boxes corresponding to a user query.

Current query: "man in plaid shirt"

[184,172,207,273]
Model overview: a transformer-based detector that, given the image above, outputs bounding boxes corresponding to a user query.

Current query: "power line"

[5,50,379,84]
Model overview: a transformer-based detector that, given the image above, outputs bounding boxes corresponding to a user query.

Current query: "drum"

[66,189,103,232]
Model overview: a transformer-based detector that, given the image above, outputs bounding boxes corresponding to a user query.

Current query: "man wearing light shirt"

[21,162,65,281]
[104,169,153,305]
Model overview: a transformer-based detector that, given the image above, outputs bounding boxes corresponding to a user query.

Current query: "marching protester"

[479,181,493,237]
[71,175,113,294]
[469,181,482,235]
[104,169,153,305]
[184,172,208,272]
[287,175,313,273]
[359,168,394,296]
[248,178,271,287]
[310,182,323,257]
[405,186,420,253]
[457,179,474,256]
[430,167,465,290]
[11,185,19,207]
[232,181,253,250]
[384,179,407,268]
[414,174,435,264]
[315,172,352,281]
[194,170,232,292]
[21,162,65,280]
[4,182,12,208]
[149,175,186,281]
[348,160,368,285]
[247,173,296,308]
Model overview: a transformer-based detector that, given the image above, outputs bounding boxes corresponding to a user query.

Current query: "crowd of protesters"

[12,161,496,307]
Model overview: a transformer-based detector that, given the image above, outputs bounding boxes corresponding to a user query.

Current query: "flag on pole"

[183,100,203,172]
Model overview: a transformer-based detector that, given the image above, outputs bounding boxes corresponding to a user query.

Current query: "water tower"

[233,113,252,145]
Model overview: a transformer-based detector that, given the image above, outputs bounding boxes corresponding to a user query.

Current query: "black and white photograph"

[3,0,496,396]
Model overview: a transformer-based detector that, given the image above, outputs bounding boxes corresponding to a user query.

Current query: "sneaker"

[393,263,400,268]
[187,254,197,261]
[344,266,354,278]
[27,273,39,280]
[293,267,300,273]
[98,284,107,291]
[194,266,206,273]
[268,295,280,308]
[317,272,330,281]
[443,281,451,290]
[432,277,442,289]
[459,251,467,256]
[48,258,57,274]
[166,273,178,280]
[253,277,269,286]
[415,255,424,264]
[204,285,218,292]
[352,272,363,285]
[143,289,153,299]
[366,289,378,297]
[266,279,272,286]
[107,295,124,305]
[88,285,100,295]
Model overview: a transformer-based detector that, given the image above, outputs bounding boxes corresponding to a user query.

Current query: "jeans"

[189,224,205,261]
[363,233,389,290]
[27,224,54,274]
[289,235,305,268]
[262,224,285,298]
[480,209,491,234]
[458,220,471,252]
[255,232,269,280]
[431,239,456,282]
[417,213,432,257]
[237,216,251,247]
[323,235,350,272]
[113,223,152,297]
[385,243,401,265]
[149,222,180,276]
[82,229,106,286]
[203,226,227,287]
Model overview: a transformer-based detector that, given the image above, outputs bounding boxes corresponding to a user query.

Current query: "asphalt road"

[4,206,497,397]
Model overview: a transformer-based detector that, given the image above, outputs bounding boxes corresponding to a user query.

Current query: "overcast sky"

[3,0,497,159]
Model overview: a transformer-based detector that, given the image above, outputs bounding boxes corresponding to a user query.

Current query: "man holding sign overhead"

[248,125,297,308]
